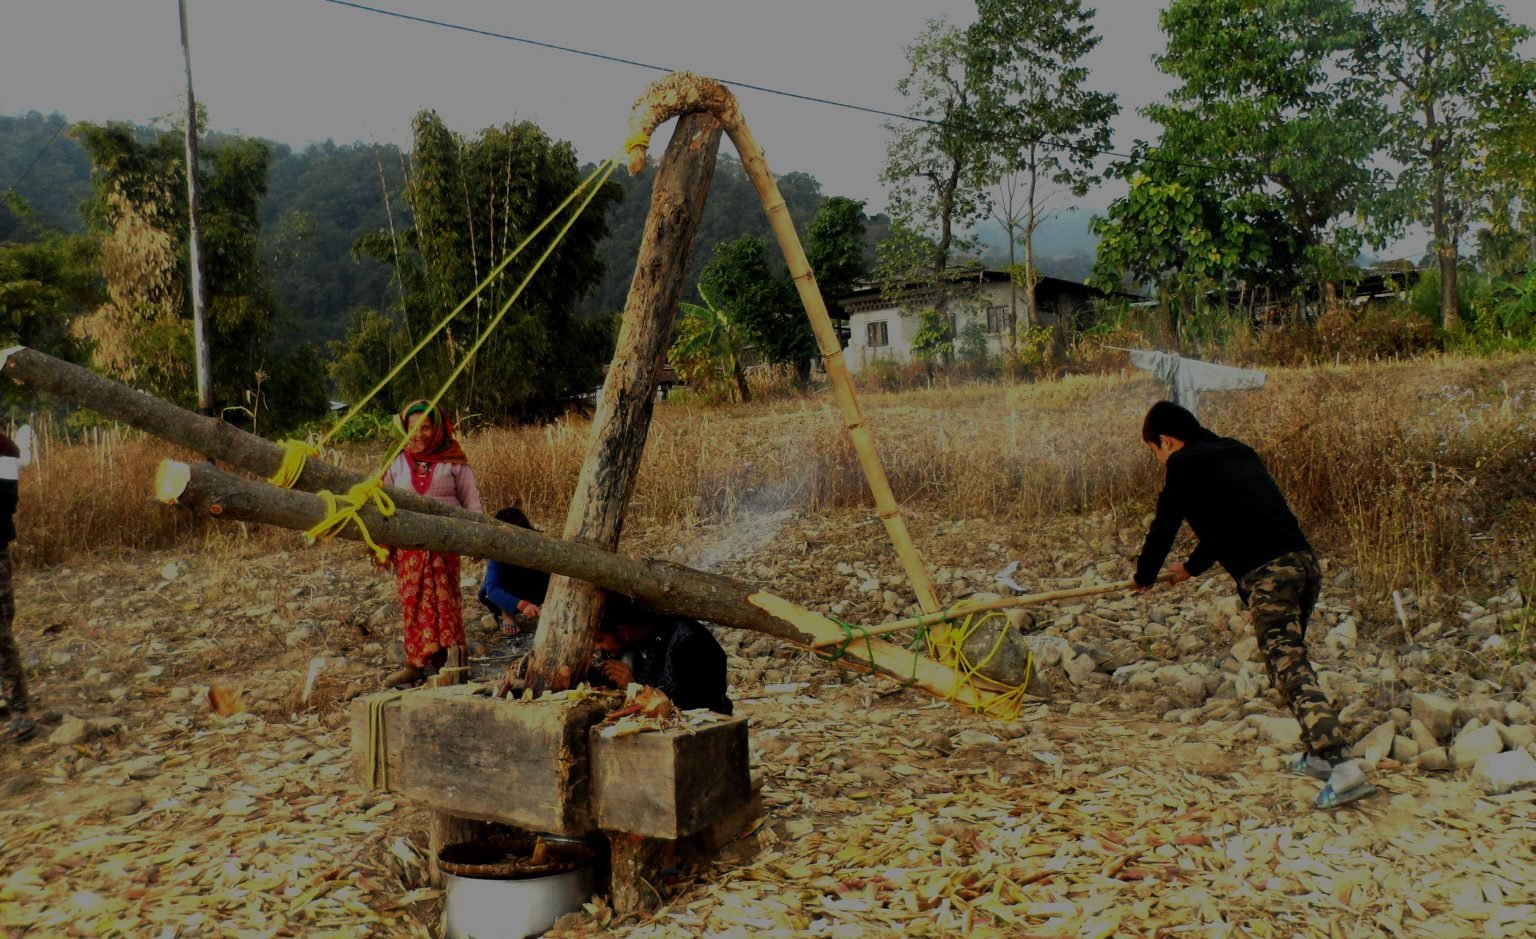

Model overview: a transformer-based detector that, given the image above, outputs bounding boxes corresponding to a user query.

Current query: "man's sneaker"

[1313,759,1379,810]
[1287,752,1333,781]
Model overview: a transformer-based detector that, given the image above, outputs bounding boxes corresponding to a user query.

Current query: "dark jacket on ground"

[628,618,733,715]
[1135,435,1311,587]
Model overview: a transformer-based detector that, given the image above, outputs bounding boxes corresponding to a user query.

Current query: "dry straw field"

[17,351,1536,632]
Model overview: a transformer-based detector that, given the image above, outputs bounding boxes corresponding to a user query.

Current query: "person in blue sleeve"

[479,507,550,635]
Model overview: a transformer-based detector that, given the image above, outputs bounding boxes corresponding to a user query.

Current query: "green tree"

[804,196,869,320]
[341,112,619,422]
[881,18,992,335]
[669,284,752,403]
[0,235,99,362]
[1091,156,1285,335]
[1364,0,1536,330]
[698,237,808,379]
[1147,0,1383,297]
[972,0,1118,342]
[68,122,325,431]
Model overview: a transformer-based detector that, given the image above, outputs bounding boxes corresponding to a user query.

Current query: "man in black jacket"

[593,596,733,715]
[1133,401,1374,809]
[0,430,33,743]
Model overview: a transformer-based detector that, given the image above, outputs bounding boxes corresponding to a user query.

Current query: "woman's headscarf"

[396,401,469,465]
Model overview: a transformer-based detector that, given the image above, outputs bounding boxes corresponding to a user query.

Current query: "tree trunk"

[0,346,493,528]
[526,111,724,693]
[1006,222,1018,347]
[1434,179,1460,331]
[1023,158,1039,334]
[732,361,751,403]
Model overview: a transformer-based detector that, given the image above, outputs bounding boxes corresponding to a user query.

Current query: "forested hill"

[0,112,871,347]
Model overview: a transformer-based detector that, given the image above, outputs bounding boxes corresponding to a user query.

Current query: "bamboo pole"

[808,574,1177,648]
[625,74,941,617]
[153,459,1002,710]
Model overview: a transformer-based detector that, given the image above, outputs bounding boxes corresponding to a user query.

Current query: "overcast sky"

[3,1,1533,252]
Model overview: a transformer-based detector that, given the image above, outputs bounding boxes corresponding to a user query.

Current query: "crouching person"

[593,596,733,715]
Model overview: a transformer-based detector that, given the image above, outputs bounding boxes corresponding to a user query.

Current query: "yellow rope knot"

[269,438,321,489]
[305,476,398,562]
[623,130,652,154]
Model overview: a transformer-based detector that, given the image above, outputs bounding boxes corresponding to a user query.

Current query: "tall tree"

[343,112,619,422]
[972,0,1118,342]
[697,236,808,379]
[880,19,993,339]
[804,195,870,320]
[1147,0,1382,300]
[1365,0,1535,330]
[70,122,320,428]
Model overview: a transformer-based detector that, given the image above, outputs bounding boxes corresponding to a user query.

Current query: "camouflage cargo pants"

[1237,550,1347,759]
[0,548,26,714]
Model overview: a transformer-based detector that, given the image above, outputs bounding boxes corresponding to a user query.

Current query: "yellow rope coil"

[269,438,321,489]
[305,477,397,562]
[924,604,1035,721]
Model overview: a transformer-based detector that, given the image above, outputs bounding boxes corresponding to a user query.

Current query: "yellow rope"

[367,690,406,791]
[269,438,321,489]
[314,149,625,451]
[305,478,398,562]
[924,603,1035,721]
[623,130,652,154]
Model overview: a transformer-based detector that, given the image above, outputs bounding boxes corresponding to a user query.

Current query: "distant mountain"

[971,206,1102,280]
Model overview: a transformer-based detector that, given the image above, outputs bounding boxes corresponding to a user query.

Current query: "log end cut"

[155,460,192,504]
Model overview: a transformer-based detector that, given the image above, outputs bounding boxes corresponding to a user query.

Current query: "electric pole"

[178,0,214,416]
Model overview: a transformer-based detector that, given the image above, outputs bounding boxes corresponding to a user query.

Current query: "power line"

[1,119,69,193]
[319,0,1264,182]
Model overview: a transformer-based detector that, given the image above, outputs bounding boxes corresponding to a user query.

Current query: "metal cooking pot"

[439,836,596,939]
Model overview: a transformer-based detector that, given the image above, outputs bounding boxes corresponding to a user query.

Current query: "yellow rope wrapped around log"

[305,477,397,562]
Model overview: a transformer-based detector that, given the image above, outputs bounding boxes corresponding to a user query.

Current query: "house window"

[986,305,1009,335]
[866,320,889,347]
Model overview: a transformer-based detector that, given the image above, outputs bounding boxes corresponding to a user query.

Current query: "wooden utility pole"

[523,111,724,693]
[178,0,214,416]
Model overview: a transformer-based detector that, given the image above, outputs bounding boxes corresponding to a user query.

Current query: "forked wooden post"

[524,111,724,692]
[625,74,941,617]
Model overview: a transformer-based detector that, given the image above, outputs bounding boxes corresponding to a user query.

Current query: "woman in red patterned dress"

[381,401,483,687]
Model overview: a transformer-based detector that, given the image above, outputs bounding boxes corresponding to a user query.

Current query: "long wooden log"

[155,460,1001,710]
[0,345,491,527]
[528,111,723,692]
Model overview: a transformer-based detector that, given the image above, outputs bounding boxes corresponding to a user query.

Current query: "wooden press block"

[590,716,752,839]
[350,685,618,835]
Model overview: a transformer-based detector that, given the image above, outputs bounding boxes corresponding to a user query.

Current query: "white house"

[838,269,1125,373]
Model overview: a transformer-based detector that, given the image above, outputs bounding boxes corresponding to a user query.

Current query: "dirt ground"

[2,506,1533,938]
